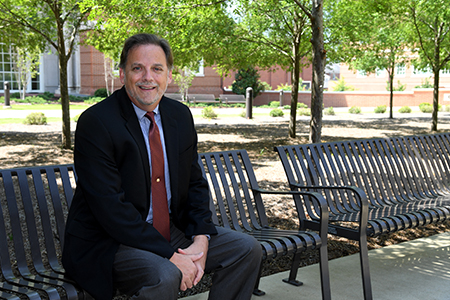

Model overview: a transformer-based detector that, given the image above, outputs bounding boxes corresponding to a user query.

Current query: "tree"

[81,0,232,73]
[172,66,196,101]
[0,0,92,149]
[406,0,450,131]
[326,0,411,119]
[226,0,313,139]
[13,45,41,100]
[231,67,265,98]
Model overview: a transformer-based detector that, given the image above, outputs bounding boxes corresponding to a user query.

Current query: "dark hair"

[119,33,173,70]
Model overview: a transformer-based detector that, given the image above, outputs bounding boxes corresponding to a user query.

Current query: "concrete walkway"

[185,232,450,299]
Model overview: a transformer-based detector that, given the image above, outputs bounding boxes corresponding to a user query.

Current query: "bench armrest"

[252,188,329,241]
[288,183,369,233]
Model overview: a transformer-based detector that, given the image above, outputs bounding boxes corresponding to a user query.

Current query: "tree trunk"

[57,22,71,149]
[289,38,300,139]
[389,67,394,119]
[309,0,325,143]
[432,70,439,131]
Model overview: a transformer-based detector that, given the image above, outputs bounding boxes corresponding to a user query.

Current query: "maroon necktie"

[145,112,170,241]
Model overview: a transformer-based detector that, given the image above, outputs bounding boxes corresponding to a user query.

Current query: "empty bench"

[0,150,332,299]
[189,94,218,104]
[275,133,450,300]
[219,94,246,104]
[164,93,186,102]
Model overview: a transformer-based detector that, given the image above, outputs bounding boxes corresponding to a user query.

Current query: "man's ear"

[119,68,125,84]
[168,70,173,84]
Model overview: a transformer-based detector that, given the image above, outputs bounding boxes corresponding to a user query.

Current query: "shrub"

[276,83,292,91]
[398,106,412,113]
[445,105,450,112]
[374,105,387,113]
[74,114,81,122]
[260,81,272,91]
[269,101,280,108]
[201,107,218,119]
[15,96,48,104]
[332,77,355,91]
[231,67,265,97]
[283,105,290,110]
[419,102,433,113]
[24,112,47,125]
[349,106,362,114]
[94,88,109,98]
[298,108,311,116]
[42,91,54,100]
[270,108,284,117]
[324,107,335,115]
[10,92,20,99]
[386,80,406,91]
[415,77,433,88]
[297,102,308,109]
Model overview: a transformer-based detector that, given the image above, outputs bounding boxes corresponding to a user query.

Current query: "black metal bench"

[198,149,331,299]
[275,133,450,300]
[0,165,90,300]
[0,150,331,299]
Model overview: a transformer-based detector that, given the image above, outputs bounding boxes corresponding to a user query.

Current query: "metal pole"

[3,81,10,109]
[246,87,253,119]
[279,90,284,107]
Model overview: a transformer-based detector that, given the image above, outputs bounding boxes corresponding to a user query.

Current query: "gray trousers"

[113,224,262,300]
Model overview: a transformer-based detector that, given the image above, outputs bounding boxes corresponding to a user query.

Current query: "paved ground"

[185,232,450,300]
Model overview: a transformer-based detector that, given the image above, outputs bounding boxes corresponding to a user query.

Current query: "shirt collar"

[132,102,160,121]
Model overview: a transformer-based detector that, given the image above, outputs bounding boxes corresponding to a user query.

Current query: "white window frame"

[395,64,406,77]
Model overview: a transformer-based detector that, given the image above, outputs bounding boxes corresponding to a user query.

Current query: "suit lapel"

[159,97,179,204]
[118,87,151,192]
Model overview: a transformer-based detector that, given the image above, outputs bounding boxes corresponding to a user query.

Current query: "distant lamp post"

[3,81,11,109]
[246,87,253,119]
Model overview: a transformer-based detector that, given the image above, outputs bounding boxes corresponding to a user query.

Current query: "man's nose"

[142,68,154,82]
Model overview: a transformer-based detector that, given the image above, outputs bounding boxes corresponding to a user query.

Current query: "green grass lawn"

[5,104,89,110]
[0,117,62,125]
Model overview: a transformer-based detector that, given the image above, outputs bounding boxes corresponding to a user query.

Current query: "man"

[62,33,262,300]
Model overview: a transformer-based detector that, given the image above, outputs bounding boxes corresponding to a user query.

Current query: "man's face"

[120,44,172,111]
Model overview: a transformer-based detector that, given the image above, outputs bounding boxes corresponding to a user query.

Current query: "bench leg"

[282,251,303,286]
[253,261,266,296]
[360,236,373,300]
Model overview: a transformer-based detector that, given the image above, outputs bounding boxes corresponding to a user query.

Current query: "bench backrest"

[0,149,268,279]
[198,150,269,231]
[219,94,246,103]
[275,133,450,215]
[0,165,76,278]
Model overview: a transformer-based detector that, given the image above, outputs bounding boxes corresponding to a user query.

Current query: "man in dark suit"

[62,33,262,300]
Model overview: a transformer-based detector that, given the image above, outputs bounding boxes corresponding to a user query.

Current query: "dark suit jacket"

[62,87,217,300]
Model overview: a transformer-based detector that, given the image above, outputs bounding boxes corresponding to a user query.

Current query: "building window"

[395,64,406,77]
[0,44,19,90]
[440,68,450,76]
[192,60,204,77]
[0,44,42,92]
[412,66,432,77]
